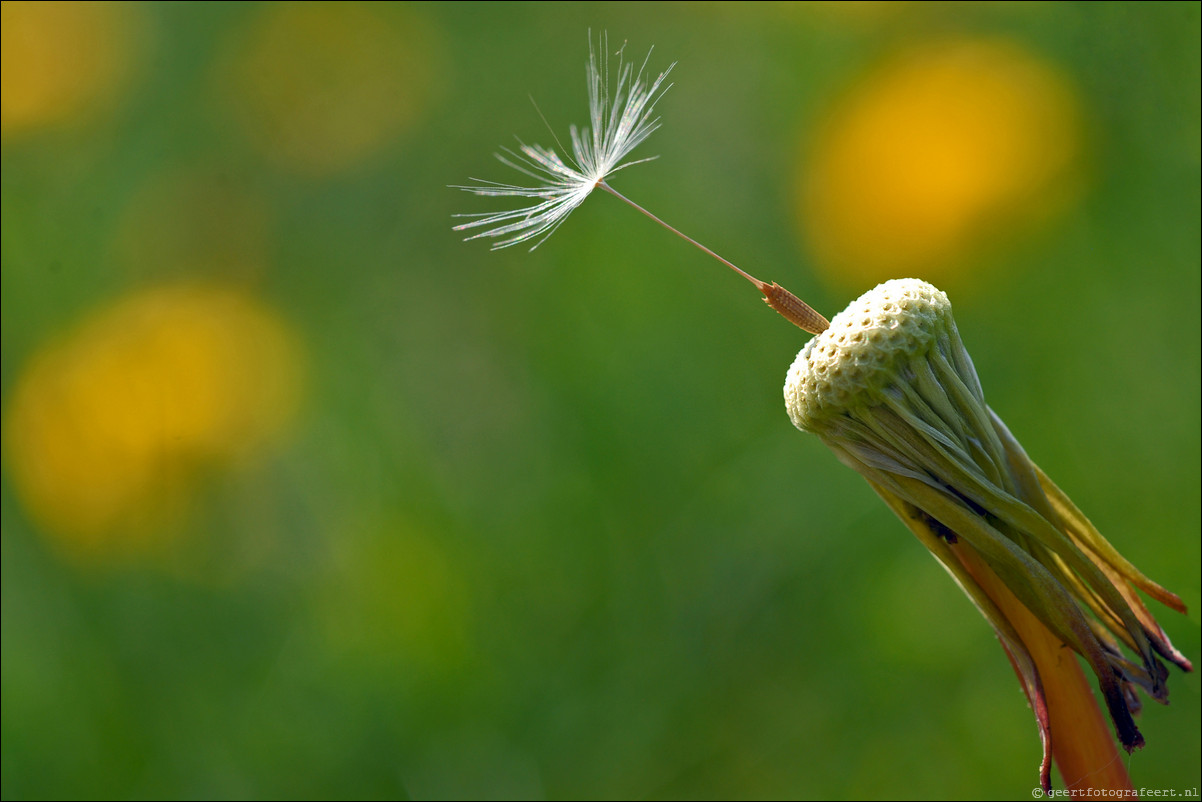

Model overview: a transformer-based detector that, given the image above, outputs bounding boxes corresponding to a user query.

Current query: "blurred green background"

[2,2,1199,799]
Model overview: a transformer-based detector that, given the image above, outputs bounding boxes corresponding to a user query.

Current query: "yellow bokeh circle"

[113,167,273,281]
[1,1,142,136]
[799,38,1083,289]
[4,284,304,555]
[218,1,439,175]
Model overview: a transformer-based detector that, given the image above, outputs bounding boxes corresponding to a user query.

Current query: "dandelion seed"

[454,32,830,335]
[453,32,673,250]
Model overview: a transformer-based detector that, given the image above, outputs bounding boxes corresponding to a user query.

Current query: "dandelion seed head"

[785,279,951,431]
[784,276,1191,779]
[453,32,673,250]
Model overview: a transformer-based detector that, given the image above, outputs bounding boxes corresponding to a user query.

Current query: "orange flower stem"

[951,541,1136,797]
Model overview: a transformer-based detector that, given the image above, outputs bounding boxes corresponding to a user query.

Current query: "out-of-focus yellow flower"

[114,168,273,281]
[799,38,1082,288]
[1,1,142,136]
[218,1,440,176]
[4,284,304,556]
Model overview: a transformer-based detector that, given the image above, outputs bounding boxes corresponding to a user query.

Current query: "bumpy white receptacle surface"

[784,279,952,432]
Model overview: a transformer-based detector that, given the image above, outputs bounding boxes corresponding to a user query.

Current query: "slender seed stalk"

[598,182,830,335]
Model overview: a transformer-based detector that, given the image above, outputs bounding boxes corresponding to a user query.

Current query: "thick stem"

[952,542,1136,797]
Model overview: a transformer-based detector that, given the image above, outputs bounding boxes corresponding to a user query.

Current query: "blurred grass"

[2,2,1198,799]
